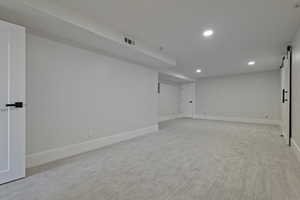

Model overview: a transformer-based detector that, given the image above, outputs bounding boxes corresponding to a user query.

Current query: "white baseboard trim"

[26,125,158,168]
[193,115,281,126]
[292,139,300,163]
[279,131,300,162]
[159,114,183,122]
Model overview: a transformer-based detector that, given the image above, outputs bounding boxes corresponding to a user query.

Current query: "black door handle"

[6,102,23,108]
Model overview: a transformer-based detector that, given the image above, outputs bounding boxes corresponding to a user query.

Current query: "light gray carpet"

[1,119,300,200]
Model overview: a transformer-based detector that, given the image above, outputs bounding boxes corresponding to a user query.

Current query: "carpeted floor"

[1,119,300,200]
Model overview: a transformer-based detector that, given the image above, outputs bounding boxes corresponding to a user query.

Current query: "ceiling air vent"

[124,35,135,46]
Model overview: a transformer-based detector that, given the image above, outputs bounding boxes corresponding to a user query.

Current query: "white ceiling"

[5,0,300,79]
[0,1,179,69]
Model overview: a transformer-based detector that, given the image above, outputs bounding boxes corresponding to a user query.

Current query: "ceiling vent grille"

[124,36,135,46]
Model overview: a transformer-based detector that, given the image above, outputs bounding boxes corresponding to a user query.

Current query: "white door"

[180,83,195,118]
[281,55,290,144]
[0,20,25,185]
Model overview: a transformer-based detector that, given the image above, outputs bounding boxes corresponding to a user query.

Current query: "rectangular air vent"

[124,36,135,46]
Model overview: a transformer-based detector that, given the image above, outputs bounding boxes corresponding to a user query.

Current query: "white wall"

[292,26,300,151]
[195,70,281,123]
[26,34,158,156]
[158,82,180,121]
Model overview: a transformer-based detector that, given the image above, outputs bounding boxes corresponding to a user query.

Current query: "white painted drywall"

[196,70,281,121]
[26,33,158,155]
[292,26,300,150]
[158,82,180,120]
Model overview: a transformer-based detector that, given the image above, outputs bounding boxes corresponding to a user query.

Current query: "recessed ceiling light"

[196,69,202,73]
[203,29,214,37]
[248,61,256,66]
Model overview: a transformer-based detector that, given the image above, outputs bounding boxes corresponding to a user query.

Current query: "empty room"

[1,0,300,199]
